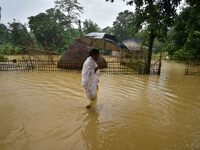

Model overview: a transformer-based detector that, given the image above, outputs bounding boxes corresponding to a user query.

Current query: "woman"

[82,48,100,109]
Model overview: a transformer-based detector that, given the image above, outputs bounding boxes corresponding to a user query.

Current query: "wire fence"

[0,59,160,75]
[185,56,200,75]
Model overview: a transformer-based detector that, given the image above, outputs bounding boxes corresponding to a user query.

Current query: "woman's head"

[89,48,99,61]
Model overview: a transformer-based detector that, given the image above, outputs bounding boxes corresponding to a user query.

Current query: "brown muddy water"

[0,61,200,150]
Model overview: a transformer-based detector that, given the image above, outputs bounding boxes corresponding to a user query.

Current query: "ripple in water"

[0,62,200,150]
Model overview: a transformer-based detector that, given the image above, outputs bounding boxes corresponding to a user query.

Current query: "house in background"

[122,38,143,51]
[112,38,146,59]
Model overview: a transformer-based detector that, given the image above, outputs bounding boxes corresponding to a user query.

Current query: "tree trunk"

[146,30,156,74]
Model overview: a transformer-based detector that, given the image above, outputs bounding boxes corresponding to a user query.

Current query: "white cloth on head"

[82,56,100,100]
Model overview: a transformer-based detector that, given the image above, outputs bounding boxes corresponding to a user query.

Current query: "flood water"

[0,61,200,150]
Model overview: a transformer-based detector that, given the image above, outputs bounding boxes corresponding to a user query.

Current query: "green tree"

[62,28,80,52]
[106,0,182,74]
[0,54,8,62]
[54,0,83,26]
[184,1,200,58]
[102,26,114,34]
[82,19,101,34]
[186,0,200,11]
[0,43,22,55]
[28,8,66,51]
[9,20,33,48]
[54,0,83,48]
[0,23,10,44]
[113,10,135,40]
[163,5,200,60]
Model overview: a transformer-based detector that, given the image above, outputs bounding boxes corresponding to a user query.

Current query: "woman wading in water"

[82,48,100,109]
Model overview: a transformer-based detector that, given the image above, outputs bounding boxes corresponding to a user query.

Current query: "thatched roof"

[57,39,107,69]
[122,38,143,51]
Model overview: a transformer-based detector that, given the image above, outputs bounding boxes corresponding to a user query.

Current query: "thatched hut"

[57,39,107,69]
[115,38,147,60]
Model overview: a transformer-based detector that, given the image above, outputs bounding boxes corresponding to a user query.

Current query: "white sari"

[82,56,100,100]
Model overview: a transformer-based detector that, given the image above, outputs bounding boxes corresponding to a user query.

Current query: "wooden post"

[78,20,82,37]
[158,50,162,75]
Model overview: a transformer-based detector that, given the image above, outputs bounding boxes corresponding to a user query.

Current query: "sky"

[0,0,134,28]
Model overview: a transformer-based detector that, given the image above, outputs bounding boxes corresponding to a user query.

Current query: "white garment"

[82,56,100,100]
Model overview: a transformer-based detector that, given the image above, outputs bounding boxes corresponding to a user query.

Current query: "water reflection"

[82,111,100,150]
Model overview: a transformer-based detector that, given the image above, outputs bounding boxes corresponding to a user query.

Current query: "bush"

[0,54,8,62]
[173,48,190,60]
[0,43,22,55]
[162,44,176,57]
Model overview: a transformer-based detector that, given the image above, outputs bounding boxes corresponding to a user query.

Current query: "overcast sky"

[0,0,134,28]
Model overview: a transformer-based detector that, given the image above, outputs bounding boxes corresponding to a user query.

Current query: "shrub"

[173,48,190,60]
[0,54,8,62]
[0,44,23,55]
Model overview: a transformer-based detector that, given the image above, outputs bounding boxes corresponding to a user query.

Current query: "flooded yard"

[0,61,200,150]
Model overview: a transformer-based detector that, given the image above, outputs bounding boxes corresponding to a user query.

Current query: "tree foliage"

[0,22,27,55]
[164,5,200,60]
[54,0,83,25]
[8,21,33,47]
[0,54,8,62]
[0,0,83,54]
[0,43,22,55]
[184,2,200,58]
[113,10,135,41]
[102,26,114,34]
[106,0,182,73]
[82,19,101,34]
[0,24,10,44]
[28,8,67,51]
[186,0,200,11]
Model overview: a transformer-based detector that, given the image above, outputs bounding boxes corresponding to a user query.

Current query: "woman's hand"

[94,66,99,73]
